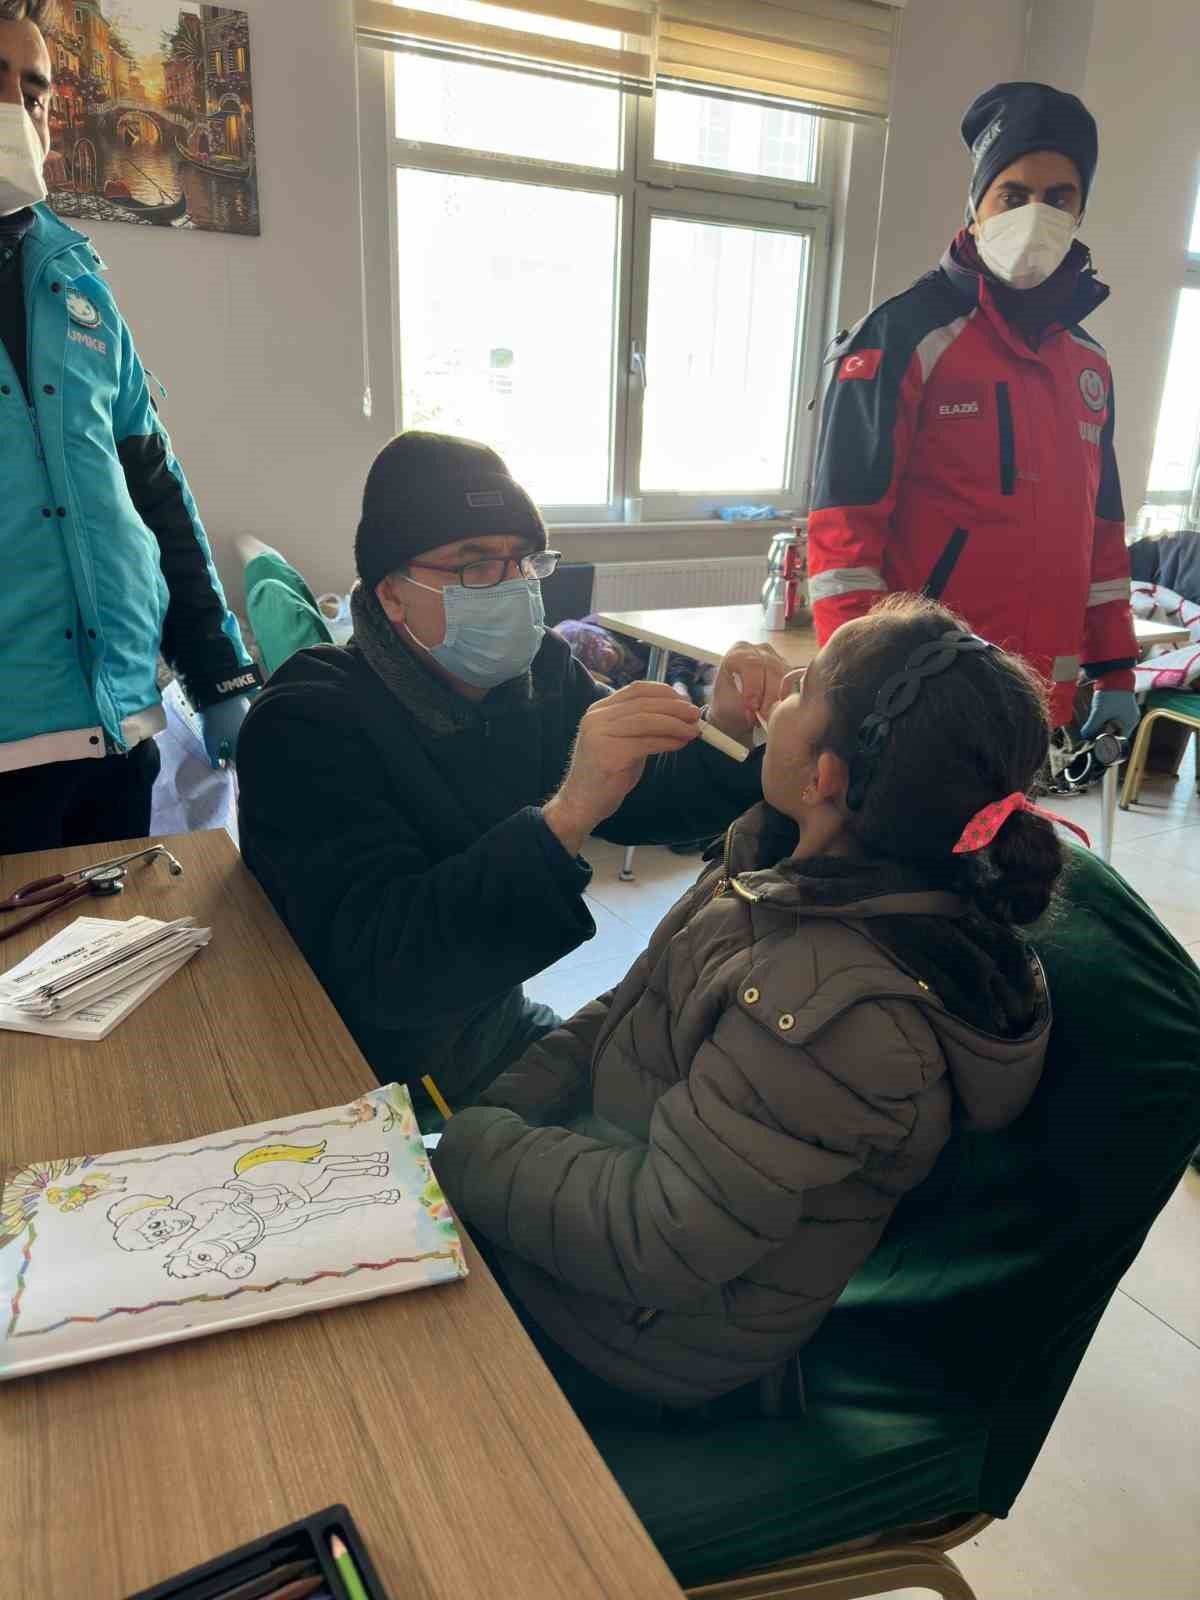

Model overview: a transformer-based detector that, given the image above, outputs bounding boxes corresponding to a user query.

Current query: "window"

[396,168,619,505]
[236,47,248,73]
[653,90,819,187]
[1141,176,1200,534]
[210,50,222,74]
[386,54,832,521]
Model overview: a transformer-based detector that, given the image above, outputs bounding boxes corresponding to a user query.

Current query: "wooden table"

[595,603,818,674]
[0,831,682,1600]
[595,603,1189,670]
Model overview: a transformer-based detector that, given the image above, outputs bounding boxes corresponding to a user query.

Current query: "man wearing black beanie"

[808,81,1138,744]
[237,431,783,1108]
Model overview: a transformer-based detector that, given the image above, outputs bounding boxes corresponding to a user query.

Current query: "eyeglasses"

[408,550,562,590]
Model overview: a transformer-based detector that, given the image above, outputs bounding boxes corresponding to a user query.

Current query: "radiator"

[592,556,766,613]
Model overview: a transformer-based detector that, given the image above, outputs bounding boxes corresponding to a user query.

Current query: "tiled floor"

[526,748,1200,1600]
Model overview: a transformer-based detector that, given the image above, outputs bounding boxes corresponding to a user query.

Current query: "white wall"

[1044,0,1200,516]
[870,0,1028,304]
[80,0,393,601]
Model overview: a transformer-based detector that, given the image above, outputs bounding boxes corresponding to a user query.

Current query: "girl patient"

[434,596,1078,1421]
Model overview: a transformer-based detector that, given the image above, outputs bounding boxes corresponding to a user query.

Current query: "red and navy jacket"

[807,244,1136,728]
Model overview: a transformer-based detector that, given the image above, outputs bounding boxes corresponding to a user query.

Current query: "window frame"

[1142,169,1200,530]
[384,56,836,524]
[625,185,829,522]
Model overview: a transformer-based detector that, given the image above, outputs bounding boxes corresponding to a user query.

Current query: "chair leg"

[1120,711,1159,810]
[687,1543,980,1600]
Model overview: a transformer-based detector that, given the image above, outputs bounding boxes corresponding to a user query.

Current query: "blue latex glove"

[1079,688,1140,740]
[200,695,251,768]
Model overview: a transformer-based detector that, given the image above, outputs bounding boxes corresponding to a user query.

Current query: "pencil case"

[127,1502,390,1600]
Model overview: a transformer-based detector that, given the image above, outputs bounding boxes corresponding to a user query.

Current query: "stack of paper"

[0,916,211,1041]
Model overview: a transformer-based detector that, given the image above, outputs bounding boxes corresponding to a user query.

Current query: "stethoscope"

[1050,727,1129,792]
[0,844,184,943]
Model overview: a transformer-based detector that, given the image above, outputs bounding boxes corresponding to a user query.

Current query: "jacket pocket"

[995,381,1016,496]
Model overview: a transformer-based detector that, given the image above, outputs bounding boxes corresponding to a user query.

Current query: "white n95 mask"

[0,103,48,216]
[975,201,1076,290]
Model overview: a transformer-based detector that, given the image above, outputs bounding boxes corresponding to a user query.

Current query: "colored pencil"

[211,1560,318,1600]
[421,1074,453,1121]
[328,1535,370,1600]
[256,1577,324,1600]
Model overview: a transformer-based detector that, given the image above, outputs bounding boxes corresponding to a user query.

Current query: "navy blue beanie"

[962,82,1098,214]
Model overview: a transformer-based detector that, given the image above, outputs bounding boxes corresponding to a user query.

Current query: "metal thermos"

[762,526,808,631]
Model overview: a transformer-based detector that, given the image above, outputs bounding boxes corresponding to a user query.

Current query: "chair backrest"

[814,845,1200,1513]
[541,561,595,629]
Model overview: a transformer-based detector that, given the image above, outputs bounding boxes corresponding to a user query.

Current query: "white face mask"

[974,201,1077,290]
[0,103,48,217]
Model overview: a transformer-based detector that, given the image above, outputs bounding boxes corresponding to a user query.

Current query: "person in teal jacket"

[0,0,260,854]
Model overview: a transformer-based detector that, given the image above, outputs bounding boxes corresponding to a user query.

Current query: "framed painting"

[42,0,259,236]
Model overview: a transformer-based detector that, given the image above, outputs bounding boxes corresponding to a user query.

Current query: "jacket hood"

[717,805,1050,1132]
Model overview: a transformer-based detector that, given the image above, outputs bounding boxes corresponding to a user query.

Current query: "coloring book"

[0,1083,465,1380]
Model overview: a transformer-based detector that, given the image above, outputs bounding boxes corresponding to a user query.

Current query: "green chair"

[242,543,334,678]
[589,845,1200,1598]
[1120,689,1200,810]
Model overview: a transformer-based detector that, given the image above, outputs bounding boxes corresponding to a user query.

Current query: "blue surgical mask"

[404,575,546,688]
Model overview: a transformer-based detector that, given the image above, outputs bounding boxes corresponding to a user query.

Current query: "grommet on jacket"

[778,1012,796,1031]
[744,986,760,1004]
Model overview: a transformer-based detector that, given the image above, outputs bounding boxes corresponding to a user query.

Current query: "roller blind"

[355,0,657,92]
[657,0,904,120]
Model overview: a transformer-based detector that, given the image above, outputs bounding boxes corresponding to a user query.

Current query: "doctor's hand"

[542,681,702,859]
[709,642,789,744]
[200,696,252,769]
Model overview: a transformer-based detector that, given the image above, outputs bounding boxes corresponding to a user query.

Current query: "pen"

[421,1074,453,1122]
[328,1535,370,1600]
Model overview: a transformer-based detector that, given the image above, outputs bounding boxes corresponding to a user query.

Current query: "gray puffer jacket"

[433,805,1050,1409]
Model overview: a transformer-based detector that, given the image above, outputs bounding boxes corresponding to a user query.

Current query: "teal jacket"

[0,204,259,773]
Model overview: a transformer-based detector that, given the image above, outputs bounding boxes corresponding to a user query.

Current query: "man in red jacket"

[808,82,1138,739]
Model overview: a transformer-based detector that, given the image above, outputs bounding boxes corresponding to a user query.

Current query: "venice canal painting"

[43,1,258,236]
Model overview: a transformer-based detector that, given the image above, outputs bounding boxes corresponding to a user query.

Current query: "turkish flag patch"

[838,349,883,382]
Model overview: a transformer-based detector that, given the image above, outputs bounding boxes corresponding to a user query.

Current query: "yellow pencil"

[421,1074,453,1121]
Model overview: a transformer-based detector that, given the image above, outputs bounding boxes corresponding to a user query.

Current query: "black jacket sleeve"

[236,688,597,1032]
[114,332,260,709]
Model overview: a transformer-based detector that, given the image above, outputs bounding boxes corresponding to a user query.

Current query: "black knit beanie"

[962,82,1098,215]
[355,431,547,589]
